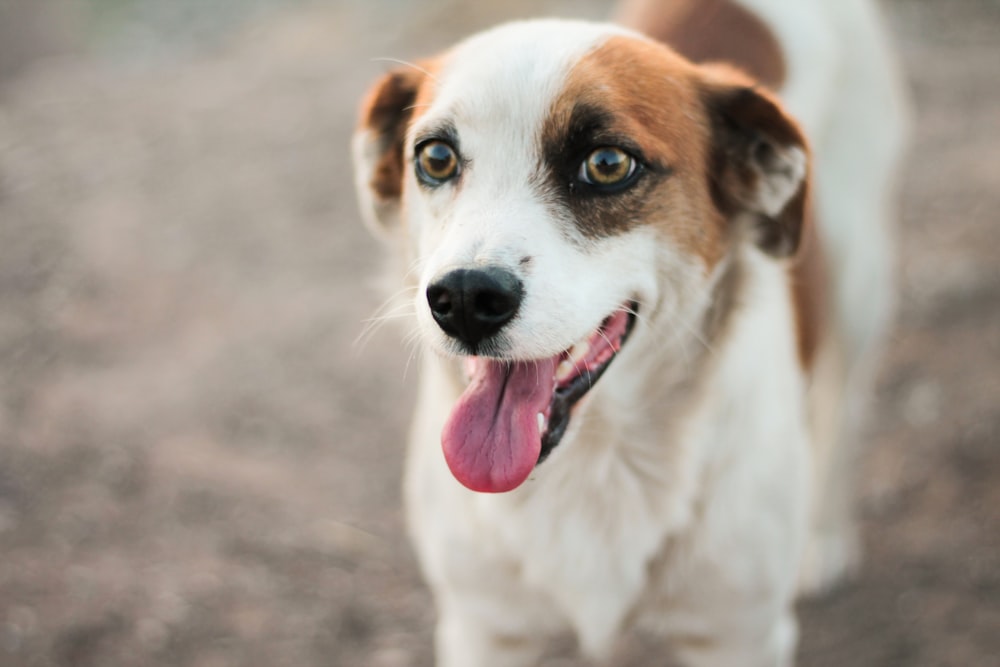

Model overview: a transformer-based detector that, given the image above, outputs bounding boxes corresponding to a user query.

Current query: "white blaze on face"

[403,20,659,361]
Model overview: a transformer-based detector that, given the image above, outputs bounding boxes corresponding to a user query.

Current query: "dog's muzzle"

[423,263,639,496]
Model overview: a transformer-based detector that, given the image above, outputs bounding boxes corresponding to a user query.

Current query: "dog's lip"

[538,302,637,463]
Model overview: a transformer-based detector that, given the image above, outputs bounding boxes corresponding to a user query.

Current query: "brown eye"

[416,140,459,184]
[579,147,636,188]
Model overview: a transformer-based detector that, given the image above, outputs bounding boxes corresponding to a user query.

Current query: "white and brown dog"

[352,0,907,664]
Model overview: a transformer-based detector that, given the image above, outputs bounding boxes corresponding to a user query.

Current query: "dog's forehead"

[412,21,635,136]
[403,21,714,244]
[411,21,702,165]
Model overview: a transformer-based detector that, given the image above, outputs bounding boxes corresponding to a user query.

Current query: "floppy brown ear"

[352,66,429,237]
[700,65,809,258]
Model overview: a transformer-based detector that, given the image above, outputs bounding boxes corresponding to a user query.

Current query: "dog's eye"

[578,147,636,189]
[416,141,460,185]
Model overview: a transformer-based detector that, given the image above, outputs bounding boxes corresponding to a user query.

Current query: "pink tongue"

[441,357,558,493]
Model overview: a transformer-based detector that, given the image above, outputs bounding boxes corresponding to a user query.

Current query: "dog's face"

[353,20,808,493]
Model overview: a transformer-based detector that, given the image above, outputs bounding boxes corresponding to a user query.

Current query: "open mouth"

[440,303,637,493]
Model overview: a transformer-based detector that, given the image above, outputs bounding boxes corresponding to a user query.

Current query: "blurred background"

[0,0,997,665]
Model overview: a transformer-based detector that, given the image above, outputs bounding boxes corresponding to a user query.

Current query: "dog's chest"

[478,428,701,655]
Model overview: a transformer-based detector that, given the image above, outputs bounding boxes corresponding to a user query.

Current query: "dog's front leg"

[434,597,549,667]
[671,612,797,667]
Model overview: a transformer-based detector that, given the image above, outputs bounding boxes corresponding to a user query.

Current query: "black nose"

[426,267,523,349]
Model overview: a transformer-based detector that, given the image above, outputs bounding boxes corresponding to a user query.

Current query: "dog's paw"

[797,523,861,596]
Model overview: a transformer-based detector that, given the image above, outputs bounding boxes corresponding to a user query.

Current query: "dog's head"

[353,20,808,493]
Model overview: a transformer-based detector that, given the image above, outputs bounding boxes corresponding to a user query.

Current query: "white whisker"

[401,328,425,380]
[403,103,433,113]
[353,285,420,350]
[371,57,440,83]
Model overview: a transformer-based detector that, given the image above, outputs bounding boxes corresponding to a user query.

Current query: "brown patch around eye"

[539,36,727,268]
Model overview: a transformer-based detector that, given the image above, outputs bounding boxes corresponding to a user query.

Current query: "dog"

[352,0,908,664]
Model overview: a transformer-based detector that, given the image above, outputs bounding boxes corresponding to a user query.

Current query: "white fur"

[355,4,907,664]
[756,146,808,218]
[401,21,804,666]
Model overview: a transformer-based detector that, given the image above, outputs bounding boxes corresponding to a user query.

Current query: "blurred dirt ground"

[0,1,998,665]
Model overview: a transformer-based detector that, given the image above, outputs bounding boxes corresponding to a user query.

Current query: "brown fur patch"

[356,61,439,204]
[540,36,728,267]
[699,64,809,258]
[616,0,786,90]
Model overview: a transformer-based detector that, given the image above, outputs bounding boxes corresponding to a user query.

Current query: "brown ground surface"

[0,1,998,665]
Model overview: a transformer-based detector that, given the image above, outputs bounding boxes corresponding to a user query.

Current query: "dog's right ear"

[352,66,429,237]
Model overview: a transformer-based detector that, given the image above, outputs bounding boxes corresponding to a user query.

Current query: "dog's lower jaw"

[539,305,637,463]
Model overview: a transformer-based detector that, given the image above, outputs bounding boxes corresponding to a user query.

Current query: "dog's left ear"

[352,66,429,238]
[700,66,809,258]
